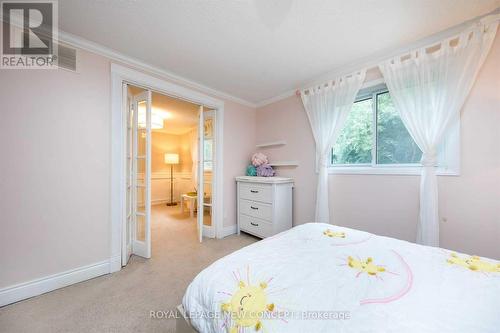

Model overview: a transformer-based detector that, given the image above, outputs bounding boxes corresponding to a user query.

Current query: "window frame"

[329,83,460,176]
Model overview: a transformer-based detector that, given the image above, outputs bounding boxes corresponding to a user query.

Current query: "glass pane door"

[197,106,204,242]
[131,90,152,258]
[197,106,216,241]
[123,84,133,266]
[202,110,215,229]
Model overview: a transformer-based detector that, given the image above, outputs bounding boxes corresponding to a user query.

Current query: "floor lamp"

[164,153,179,206]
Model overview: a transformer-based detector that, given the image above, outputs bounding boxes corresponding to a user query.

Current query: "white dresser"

[236,176,293,238]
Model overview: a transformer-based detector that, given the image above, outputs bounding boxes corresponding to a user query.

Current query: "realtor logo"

[1,1,58,68]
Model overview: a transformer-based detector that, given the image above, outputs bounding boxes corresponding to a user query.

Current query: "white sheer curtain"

[379,17,498,246]
[189,129,198,191]
[301,71,366,223]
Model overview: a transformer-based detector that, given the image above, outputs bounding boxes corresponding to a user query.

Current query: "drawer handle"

[250,190,259,193]
[250,222,259,226]
[250,206,258,210]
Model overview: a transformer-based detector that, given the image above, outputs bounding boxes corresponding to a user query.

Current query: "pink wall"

[0,50,111,288]
[151,131,192,174]
[0,26,496,293]
[0,48,255,288]
[222,101,256,227]
[256,33,500,260]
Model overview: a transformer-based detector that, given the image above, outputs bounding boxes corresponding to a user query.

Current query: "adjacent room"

[125,84,218,263]
[0,1,499,333]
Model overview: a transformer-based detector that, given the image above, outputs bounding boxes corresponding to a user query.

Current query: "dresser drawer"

[239,199,272,222]
[239,183,272,203]
[239,214,273,238]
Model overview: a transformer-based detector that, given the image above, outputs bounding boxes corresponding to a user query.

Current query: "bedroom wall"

[149,131,194,205]
[222,100,256,227]
[255,32,500,260]
[0,48,255,289]
[0,50,111,289]
[151,131,192,174]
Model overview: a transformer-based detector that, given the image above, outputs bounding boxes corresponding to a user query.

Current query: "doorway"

[112,64,224,268]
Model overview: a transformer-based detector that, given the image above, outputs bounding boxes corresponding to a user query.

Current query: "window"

[376,91,422,164]
[203,139,213,171]
[330,84,459,175]
[332,97,373,165]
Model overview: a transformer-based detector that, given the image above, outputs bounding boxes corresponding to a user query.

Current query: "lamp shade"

[164,153,179,165]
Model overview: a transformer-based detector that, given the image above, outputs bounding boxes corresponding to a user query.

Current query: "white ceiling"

[152,91,199,135]
[59,0,499,105]
[129,85,199,135]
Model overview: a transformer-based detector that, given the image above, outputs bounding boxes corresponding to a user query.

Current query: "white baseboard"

[109,255,122,273]
[151,198,184,206]
[220,224,237,238]
[151,199,169,205]
[203,225,215,238]
[0,259,112,307]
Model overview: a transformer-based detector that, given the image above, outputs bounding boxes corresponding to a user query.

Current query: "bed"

[181,223,500,332]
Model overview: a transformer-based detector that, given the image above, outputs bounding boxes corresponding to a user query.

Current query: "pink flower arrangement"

[251,152,268,167]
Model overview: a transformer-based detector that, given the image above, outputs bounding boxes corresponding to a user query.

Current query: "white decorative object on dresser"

[236,176,293,238]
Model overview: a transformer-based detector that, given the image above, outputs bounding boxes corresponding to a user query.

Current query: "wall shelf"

[269,161,299,167]
[256,140,286,148]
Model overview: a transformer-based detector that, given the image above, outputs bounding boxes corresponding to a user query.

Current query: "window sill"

[328,165,460,176]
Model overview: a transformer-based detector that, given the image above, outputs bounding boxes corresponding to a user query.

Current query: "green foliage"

[376,93,421,164]
[332,92,421,165]
[332,98,372,164]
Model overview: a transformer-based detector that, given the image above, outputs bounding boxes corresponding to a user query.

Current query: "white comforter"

[183,223,500,333]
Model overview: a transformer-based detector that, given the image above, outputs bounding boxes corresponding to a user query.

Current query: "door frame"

[110,64,224,272]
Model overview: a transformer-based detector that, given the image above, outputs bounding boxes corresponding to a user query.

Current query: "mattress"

[182,223,500,332]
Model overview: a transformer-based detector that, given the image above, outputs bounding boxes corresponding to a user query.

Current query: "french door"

[197,106,204,242]
[124,87,152,261]
[123,85,214,256]
[197,107,216,242]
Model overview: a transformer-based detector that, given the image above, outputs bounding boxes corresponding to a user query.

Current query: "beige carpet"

[0,205,257,332]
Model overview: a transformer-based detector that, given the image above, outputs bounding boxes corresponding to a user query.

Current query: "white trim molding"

[203,225,216,239]
[328,166,459,176]
[0,259,113,307]
[109,255,122,273]
[220,224,237,239]
[111,64,225,266]
[255,9,500,108]
[57,31,255,108]
[28,9,498,109]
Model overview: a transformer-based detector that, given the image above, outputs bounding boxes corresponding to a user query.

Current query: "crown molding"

[255,89,297,108]
[5,9,496,110]
[255,8,500,108]
[57,30,257,108]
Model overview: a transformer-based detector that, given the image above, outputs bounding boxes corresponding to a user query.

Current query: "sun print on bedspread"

[315,228,414,306]
[335,249,413,305]
[323,229,346,238]
[446,253,500,274]
[346,256,386,277]
[321,228,373,247]
[219,267,285,333]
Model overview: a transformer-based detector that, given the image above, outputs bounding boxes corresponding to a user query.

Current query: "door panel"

[122,83,132,266]
[136,214,146,242]
[131,90,152,258]
[197,106,204,242]
[202,110,215,233]
[203,208,212,227]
